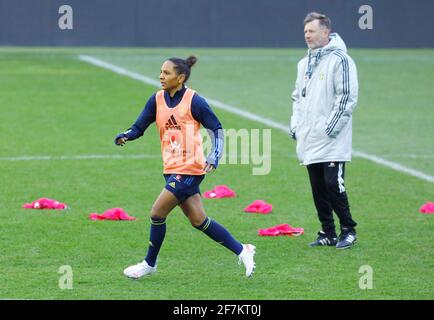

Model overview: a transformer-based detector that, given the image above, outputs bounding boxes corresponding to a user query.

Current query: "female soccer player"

[115,56,256,279]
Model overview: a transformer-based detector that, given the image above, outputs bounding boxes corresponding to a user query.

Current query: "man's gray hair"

[303,12,332,30]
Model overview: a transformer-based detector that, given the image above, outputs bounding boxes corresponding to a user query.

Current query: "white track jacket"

[290,33,358,165]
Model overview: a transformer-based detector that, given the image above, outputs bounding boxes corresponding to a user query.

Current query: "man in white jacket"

[290,12,358,249]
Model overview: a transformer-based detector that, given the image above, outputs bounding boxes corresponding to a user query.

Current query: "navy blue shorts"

[164,174,205,203]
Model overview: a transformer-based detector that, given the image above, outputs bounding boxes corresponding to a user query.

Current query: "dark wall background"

[0,0,433,47]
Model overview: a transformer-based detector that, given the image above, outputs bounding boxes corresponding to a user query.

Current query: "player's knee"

[189,218,203,228]
[190,216,206,228]
[150,204,165,219]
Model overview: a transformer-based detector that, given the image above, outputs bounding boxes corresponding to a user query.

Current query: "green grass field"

[0,47,433,300]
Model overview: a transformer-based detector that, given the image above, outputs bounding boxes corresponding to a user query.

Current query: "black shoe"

[336,230,357,249]
[309,231,337,247]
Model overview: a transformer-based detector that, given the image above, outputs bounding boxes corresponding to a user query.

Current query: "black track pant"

[307,162,357,237]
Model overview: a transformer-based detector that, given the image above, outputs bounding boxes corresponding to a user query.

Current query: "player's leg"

[144,188,180,267]
[178,193,207,227]
[179,193,256,277]
[123,188,179,279]
[180,194,243,254]
[307,163,337,246]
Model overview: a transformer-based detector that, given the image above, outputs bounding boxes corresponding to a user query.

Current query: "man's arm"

[114,94,157,145]
[289,64,302,140]
[325,53,359,138]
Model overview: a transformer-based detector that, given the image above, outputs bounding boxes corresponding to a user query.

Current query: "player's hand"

[115,136,128,146]
[204,162,216,173]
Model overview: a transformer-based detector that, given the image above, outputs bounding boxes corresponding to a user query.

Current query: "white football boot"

[238,244,256,277]
[123,260,157,279]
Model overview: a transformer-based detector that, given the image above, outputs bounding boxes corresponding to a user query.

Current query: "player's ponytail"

[185,55,197,68]
[168,55,198,84]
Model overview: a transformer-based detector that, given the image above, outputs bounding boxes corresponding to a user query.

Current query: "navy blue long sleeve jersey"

[120,86,224,167]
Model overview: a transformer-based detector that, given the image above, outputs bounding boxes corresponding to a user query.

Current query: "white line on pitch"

[78,55,434,184]
[0,154,161,161]
[79,55,288,132]
[0,153,273,162]
[376,154,434,159]
[351,151,434,183]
